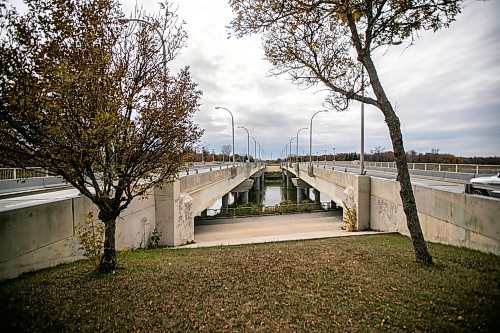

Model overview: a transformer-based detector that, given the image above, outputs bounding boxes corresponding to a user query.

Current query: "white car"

[467,173,500,198]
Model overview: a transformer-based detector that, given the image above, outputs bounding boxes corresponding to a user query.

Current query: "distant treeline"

[278,149,500,165]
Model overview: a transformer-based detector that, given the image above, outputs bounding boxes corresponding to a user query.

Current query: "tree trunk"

[99,212,117,272]
[364,57,433,265]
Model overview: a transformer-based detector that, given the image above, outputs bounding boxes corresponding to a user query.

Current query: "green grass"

[1,234,499,332]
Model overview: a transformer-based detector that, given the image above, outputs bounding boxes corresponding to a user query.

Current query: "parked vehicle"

[466,173,500,198]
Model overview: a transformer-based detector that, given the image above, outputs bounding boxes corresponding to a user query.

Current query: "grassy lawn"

[1,234,499,332]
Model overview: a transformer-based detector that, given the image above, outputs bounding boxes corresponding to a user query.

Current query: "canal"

[201,176,333,216]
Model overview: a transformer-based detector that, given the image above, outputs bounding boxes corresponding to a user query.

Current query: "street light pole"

[309,110,329,172]
[215,107,235,163]
[296,127,308,164]
[324,149,327,162]
[289,137,295,165]
[237,126,250,163]
[333,147,336,162]
[251,136,257,161]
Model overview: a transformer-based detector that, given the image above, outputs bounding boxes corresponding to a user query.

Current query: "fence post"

[13,169,16,180]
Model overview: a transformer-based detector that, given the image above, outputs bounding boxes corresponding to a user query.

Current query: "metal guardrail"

[306,161,500,176]
[0,162,251,181]
[0,168,51,180]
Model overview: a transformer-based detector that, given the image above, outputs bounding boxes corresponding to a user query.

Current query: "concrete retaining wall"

[285,164,500,255]
[0,193,157,280]
[370,177,500,254]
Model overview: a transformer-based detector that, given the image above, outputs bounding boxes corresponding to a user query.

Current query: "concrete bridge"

[1,161,499,279]
[282,162,500,256]
[0,163,264,279]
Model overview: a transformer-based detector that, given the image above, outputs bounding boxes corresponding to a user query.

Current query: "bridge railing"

[0,167,51,180]
[0,162,252,181]
[313,161,500,175]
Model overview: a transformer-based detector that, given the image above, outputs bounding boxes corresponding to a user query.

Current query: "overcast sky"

[15,0,500,159]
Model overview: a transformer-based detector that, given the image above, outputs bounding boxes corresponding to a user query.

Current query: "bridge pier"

[231,179,254,206]
[297,187,304,203]
[222,193,229,214]
[242,191,249,205]
[331,200,337,209]
[287,174,293,189]
[313,188,321,205]
[355,175,371,231]
[254,176,261,191]
[154,181,194,247]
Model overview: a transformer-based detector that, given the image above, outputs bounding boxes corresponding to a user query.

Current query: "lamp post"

[296,127,308,164]
[324,149,327,162]
[237,126,250,163]
[215,107,235,163]
[251,136,257,162]
[289,137,295,166]
[309,110,329,172]
[333,147,336,162]
[118,18,167,74]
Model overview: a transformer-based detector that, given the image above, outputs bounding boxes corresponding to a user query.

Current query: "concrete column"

[355,175,371,231]
[154,181,194,246]
[331,200,337,210]
[254,190,261,205]
[287,174,293,189]
[261,174,265,185]
[297,187,303,203]
[242,191,249,205]
[313,189,321,205]
[222,193,229,214]
[254,177,261,191]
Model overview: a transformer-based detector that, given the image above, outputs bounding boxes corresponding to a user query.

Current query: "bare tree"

[0,0,203,272]
[229,0,464,264]
[221,144,232,162]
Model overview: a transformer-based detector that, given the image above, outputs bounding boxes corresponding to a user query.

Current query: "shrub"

[150,228,162,248]
[75,212,104,269]
[342,202,357,231]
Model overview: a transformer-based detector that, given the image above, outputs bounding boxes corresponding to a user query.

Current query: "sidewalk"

[181,211,389,248]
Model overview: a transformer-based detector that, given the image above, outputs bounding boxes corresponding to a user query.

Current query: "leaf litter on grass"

[0,234,499,332]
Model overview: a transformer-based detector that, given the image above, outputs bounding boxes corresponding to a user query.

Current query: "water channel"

[200,178,333,217]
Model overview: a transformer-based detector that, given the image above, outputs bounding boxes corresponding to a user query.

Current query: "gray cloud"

[126,0,499,158]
